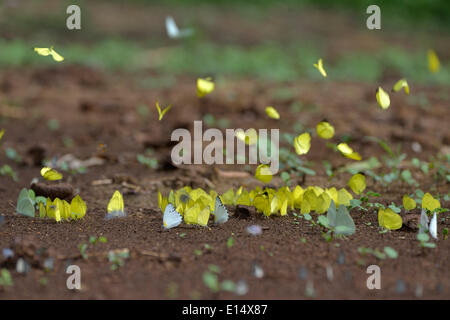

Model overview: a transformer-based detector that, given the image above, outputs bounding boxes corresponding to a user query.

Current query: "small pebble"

[16,258,31,275]
[305,281,315,298]
[298,266,308,280]
[396,279,406,294]
[2,248,14,259]
[234,280,248,296]
[252,263,264,279]
[414,284,423,298]
[246,224,262,236]
[44,258,54,271]
[344,270,352,282]
[411,142,422,153]
[326,265,334,281]
[337,250,345,265]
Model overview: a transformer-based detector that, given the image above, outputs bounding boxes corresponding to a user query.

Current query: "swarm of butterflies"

[27,17,444,237]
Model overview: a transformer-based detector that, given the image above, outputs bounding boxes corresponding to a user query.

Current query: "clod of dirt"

[234,205,253,219]
[30,182,74,200]
[403,214,420,231]
[26,145,46,166]
[112,174,138,185]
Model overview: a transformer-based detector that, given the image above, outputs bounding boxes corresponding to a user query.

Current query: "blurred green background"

[0,0,448,84]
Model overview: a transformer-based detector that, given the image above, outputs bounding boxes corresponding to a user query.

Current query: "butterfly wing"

[16,198,35,217]
[429,212,438,239]
[214,196,229,224]
[41,167,63,181]
[39,202,47,218]
[163,203,182,229]
[165,16,180,38]
[34,48,51,56]
[71,195,87,219]
[419,208,429,234]
[107,190,125,217]
[160,104,172,120]
[50,48,64,62]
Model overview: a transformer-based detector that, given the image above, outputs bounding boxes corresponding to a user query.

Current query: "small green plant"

[0,269,13,287]
[108,249,130,270]
[417,233,436,248]
[0,164,18,181]
[89,236,108,245]
[5,148,22,163]
[358,246,398,260]
[227,234,235,248]
[137,153,158,169]
[78,243,88,260]
[47,119,60,131]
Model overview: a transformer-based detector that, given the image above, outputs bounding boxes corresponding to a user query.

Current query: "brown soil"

[0,66,448,299]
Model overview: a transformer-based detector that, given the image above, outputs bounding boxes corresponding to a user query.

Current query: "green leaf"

[317,215,329,228]
[226,237,234,248]
[202,272,219,292]
[417,233,429,242]
[383,246,398,259]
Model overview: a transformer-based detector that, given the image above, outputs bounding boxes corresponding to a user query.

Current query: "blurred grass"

[1,38,448,85]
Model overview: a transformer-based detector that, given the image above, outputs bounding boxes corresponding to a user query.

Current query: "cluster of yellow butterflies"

[158,187,228,228]
[39,195,87,222]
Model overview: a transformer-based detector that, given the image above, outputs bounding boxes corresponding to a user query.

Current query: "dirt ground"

[0,2,449,300]
[0,66,448,299]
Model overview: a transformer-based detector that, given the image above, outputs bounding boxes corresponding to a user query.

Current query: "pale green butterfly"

[214,196,229,224]
[16,188,35,217]
[163,203,182,229]
[327,200,355,235]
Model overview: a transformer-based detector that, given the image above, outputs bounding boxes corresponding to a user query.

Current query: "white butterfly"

[214,196,229,224]
[165,16,194,39]
[163,203,182,229]
[419,209,438,239]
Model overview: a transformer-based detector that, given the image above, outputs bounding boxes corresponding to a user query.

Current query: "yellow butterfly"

[155,101,172,121]
[107,190,126,218]
[265,106,280,120]
[337,143,361,161]
[422,192,440,212]
[36,201,45,219]
[294,133,311,155]
[184,203,210,226]
[376,86,390,109]
[60,200,71,220]
[402,195,416,211]
[255,164,272,184]
[0,129,4,142]
[427,49,440,73]
[348,173,366,195]
[378,208,402,230]
[197,78,214,97]
[337,188,353,206]
[392,79,410,95]
[71,195,87,219]
[41,167,63,181]
[313,58,327,77]
[316,121,334,139]
[46,198,61,222]
[235,128,258,145]
[34,46,64,62]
